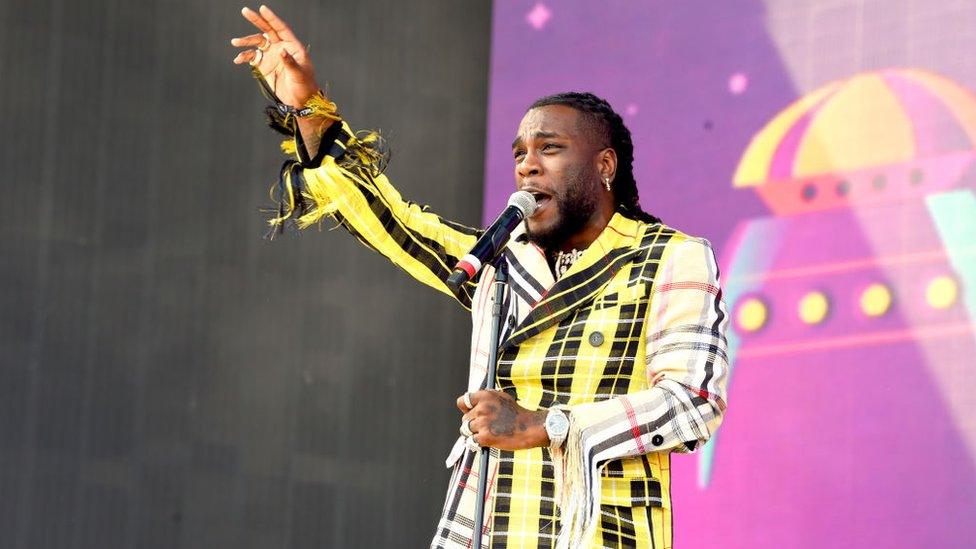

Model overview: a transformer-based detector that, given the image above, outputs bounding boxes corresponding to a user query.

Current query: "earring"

[603,177,611,191]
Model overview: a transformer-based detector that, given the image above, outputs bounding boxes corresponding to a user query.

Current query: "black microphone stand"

[472,257,508,549]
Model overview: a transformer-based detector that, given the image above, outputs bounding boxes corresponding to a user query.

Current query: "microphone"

[446,191,537,293]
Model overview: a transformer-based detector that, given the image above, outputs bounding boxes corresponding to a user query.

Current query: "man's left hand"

[456,390,549,451]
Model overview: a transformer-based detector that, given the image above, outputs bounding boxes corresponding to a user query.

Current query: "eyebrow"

[511,130,562,150]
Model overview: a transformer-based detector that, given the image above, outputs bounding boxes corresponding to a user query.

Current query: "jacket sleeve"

[272,120,482,309]
[554,237,730,547]
[569,236,729,454]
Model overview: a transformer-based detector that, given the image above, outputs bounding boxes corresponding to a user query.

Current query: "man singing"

[232,6,729,548]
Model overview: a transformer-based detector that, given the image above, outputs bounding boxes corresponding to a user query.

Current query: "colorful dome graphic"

[735,68,976,183]
[696,67,976,548]
[731,69,976,214]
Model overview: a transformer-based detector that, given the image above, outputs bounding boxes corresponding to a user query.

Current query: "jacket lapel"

[503,223,554,308]
[500,214,644,352]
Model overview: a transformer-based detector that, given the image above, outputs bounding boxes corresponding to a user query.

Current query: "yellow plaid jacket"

[278,123,730,549]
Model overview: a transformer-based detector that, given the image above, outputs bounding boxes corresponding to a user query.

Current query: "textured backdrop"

[0,1,490,547]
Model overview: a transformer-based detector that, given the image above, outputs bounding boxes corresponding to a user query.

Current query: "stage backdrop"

[485,1,976,547]
[0,1,490,548]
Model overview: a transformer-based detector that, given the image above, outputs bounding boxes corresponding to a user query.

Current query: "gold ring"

[249,48,264,66]
[258,32,272,51]
[463,392,474,409]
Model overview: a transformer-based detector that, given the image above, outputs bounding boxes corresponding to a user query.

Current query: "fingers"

[468,416,486,435]
[230,32,266,48]
[455,391,477,412]
[241,6,280,41]
[456,390,529,451]
[460,408,491,437]
[233,49,258,65]
[232,48,271,69]
[469,390,488,406]
[259,5,300,43]
[455,389,501,417]
[460,416,488,447]
[456,390,500,447]
[467,417,497,449]
[231,36,292,71]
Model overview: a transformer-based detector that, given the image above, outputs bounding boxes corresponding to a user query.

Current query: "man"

[232,6,729,548]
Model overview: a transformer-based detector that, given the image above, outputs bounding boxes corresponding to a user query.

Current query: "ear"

[597,147,617,182]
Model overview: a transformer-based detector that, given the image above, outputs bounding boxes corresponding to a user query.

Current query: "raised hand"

[231,5,319,109]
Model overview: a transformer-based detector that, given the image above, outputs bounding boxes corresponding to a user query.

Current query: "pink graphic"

[485,2,976,546]
[697,67,976,548]
[525,3,552,30]
[729,72,749,95]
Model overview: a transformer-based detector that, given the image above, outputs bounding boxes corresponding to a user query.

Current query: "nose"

[516,150,542,180]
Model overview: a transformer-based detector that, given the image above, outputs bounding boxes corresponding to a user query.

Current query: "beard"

[525,165,599,251]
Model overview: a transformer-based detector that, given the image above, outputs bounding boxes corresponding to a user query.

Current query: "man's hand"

[456,390,549,451]
[231,5,330,153]
[231,5,318,108]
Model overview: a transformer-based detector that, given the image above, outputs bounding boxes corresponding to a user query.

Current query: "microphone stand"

[472,257,508,549]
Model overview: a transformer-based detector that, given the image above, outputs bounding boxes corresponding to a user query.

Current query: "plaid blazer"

[280,123,730,549]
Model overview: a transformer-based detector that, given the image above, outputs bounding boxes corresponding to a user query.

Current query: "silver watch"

[544,408,570,449]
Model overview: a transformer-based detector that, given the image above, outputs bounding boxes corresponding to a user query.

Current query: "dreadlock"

[528,92,660,225]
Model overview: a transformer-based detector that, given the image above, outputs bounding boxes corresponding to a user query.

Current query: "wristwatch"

[544,408,571,450]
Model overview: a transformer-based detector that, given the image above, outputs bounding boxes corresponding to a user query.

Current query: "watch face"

[547,411,570,436]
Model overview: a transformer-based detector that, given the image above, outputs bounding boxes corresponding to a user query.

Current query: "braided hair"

[529,92,660,225]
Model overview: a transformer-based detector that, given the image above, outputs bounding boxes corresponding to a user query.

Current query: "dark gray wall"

[0,1,491,547]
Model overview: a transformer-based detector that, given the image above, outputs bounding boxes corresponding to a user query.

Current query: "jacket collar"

[500,213,645,351]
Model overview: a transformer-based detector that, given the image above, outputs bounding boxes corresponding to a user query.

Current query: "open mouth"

[529,191,552,216]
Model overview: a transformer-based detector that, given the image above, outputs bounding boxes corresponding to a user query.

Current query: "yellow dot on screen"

[736,297,768,332]
[926,275,958,309]
[860,283,892,317]
[798,291,829,324]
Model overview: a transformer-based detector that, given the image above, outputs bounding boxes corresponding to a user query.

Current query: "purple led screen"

[484,2,976,547]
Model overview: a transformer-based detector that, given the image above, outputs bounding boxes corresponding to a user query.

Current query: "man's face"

[511,105,605,251]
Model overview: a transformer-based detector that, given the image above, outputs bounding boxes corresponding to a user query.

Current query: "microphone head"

[507,190,538,217]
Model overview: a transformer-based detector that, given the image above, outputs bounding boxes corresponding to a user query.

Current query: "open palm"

[231,5,319,108]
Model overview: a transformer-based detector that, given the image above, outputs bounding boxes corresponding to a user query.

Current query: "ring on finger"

[463,392,473,409]
[459,419,473,437]
[258,33,272,51]
[249,48,264,66]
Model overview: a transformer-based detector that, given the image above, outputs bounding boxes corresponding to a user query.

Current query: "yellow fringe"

[340,130,387,177]
[303,91,342,123]
[266,158,347,230]
[294,161,343,229]
[280,139,297,156]
[271,110,388,231]
[266,167,298,228]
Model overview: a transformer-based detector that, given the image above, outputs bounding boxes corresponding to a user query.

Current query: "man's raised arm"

[231,5,483,309]
[232,5,329,157]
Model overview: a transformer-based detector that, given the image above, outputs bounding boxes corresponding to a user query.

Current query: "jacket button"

[651,434,664,446]
[588,331,604,346]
